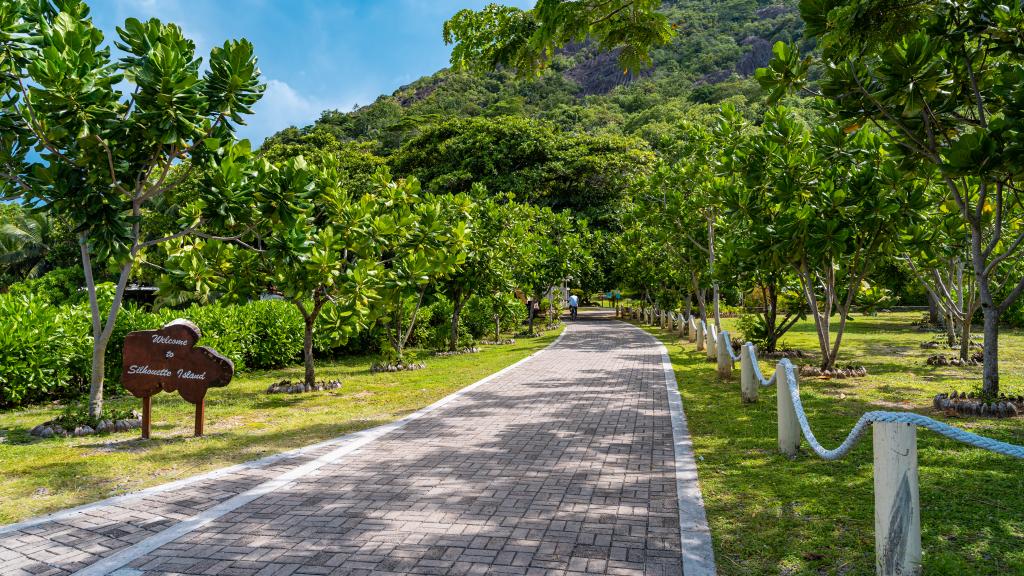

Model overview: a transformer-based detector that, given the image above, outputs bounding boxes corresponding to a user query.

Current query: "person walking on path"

[568,293,579,320]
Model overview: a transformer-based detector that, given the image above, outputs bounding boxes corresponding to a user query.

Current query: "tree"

[759,1,1024,394]
[716,105,805,353]
[391,115,655,230]
[518,208,593,334]
[441,191,530,352]
[443,0,673,76]
[0,2,264,417]
[0,206,54,284]
[373,177,471,363]
[736,107,928,370]
[902,198,979,361]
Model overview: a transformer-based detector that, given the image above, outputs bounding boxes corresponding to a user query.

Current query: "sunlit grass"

[637,312,1024,576]
[0,328,562,524]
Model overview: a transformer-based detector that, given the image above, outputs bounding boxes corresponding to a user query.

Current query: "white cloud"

[238,79,362,145]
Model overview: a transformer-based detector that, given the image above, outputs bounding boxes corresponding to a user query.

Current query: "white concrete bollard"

[776,361,801,457]
[696,320,705,351]
[873,422,922,576]
[688,317,697,342]
[705,324,718,361]
[716,331,733,378]
[740,344,758,403]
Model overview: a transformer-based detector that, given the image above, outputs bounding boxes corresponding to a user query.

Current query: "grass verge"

[0,328,562,524]
[634,312,1023,576]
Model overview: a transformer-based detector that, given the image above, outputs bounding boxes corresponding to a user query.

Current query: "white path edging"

[621,320,716,575]
[2,327,569,574]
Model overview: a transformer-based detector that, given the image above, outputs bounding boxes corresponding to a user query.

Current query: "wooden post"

[141,395,152,439]
[194,399,205,437]
[706,324,718,361]
[873,422,921,576]
[740,344,758,403]
[776,361,801,456]
[696,320,705,351]
[716,331,732,378]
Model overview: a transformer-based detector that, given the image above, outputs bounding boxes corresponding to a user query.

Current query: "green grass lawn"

[0,328,562,524]
[636,312,1024,576]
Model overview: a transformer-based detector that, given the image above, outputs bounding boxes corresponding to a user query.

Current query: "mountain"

[263,0,804,154]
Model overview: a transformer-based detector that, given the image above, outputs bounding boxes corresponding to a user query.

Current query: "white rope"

[779,359,1024,460]
[719,331,741,362]
[744,342,777,386]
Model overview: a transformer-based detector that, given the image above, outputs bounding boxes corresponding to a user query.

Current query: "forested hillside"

[264,0,802,160]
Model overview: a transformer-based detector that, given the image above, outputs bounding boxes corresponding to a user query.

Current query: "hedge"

[0,295,305,408]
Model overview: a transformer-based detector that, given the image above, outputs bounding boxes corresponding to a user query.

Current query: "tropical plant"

[444,0,673,76]
[758,1,1024,393]
[733,106,928,369]
[0,1,265,416]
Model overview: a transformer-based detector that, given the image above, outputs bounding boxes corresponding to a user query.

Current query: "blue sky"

[88,0,534,144]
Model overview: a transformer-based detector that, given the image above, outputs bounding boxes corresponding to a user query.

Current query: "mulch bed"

[934,391,1023,418]
[266,380,343,394]
[370,362,426,373]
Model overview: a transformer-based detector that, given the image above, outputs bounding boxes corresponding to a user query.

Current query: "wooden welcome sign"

[121,319,234,438]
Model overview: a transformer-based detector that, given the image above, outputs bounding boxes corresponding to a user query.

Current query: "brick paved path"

[1,311,712,576]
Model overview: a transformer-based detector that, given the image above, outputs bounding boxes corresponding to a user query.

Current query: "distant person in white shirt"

[568,294,579,320]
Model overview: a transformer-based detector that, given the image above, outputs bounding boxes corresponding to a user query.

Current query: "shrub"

[0,294,90,407]
[7,267,86,306]
[242,300,303,369]
[161,304,252,372]
[463,294,527,338]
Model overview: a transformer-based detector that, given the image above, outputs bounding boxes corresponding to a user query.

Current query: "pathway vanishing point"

[0,310,714,576]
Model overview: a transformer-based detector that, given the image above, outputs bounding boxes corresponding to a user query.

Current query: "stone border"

[1,327,569,575]
[622,320,717,576]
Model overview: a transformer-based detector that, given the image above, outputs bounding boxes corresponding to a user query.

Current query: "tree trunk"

[927,291,940,326]
[81,235,133,419]
[959,313,972,362]
[449,289,465,352]
[708,217,721,329]
[971,217,1000,397]
[494,314,501,342]
[764,283,779,354]
[88,339,107,418]
[303,316,315,386]
[981,304,999,397]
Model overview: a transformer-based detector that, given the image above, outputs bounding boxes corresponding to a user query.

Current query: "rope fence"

[615,303,1024,576]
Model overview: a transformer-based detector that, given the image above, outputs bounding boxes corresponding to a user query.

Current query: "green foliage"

[766,0,1024,393]
[0,295,306,408]
[6,267,85,306]
[391,116,655,230]
[855,282,895,316]
[0,294,89,407]
[0,0,266,416]
[242,300,305,369]
[444,0,673,76]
